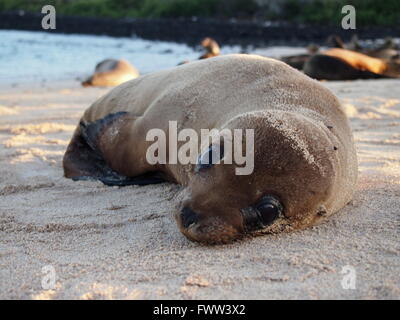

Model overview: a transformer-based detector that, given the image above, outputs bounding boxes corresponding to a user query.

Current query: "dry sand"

[0,79,399,300]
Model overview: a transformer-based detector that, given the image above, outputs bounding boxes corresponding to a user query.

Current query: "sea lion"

[280,44,320,71]
[198,37,220,60]
[326,35,346,49]
[362,39,400,61]
[327,34,365,52]
[349,36,400,60]
[280,54,310,71]
[327,35,400,61]
[64,54,358,244]
[304,48,400,80]
[177,37,220,66]
[82,59,140,87]
[366,48,400,61]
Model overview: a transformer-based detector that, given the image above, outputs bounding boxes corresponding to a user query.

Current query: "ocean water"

[1,29,332,87]
[1,30,398,87]
[0,30,242,85]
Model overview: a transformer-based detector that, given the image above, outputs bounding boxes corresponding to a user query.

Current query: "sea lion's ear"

[81,76,93,87]
[97,172,165,186]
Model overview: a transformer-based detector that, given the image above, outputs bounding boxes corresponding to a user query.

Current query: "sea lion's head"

[81,76,94,87]
[175,110,340,244]
[201,37,220,55]
[384,60,400,78]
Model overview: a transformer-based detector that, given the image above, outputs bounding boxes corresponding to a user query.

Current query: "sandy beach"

[0,76,399,299]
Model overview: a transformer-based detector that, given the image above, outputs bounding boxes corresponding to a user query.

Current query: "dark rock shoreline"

[1,11,399,47]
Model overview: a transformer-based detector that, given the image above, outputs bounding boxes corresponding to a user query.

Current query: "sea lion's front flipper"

[71,169,165,186]
[98,172,165,186]
[63,112,165,186]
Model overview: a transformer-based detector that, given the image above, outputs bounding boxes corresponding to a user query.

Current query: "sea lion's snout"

[175,200,243,245]
[180,207,199,229]
[176,195,285,244]
[175,194,285,244]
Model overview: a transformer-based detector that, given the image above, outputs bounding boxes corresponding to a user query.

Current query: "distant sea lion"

[304,48,400,80]
[366,48,400,61]
[64,54,358,244]
[281,54,311,71]
[326,35,400,61]
[177,37,220,66]
[326,35,346,49]
[280,44,320,71]
[361,39,400,61]
[199,37,220,59]
[348,36,399,60]
[327,34,365,52]
[82,59,140,87]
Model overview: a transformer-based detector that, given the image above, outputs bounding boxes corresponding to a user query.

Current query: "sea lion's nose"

[180,207,199,228]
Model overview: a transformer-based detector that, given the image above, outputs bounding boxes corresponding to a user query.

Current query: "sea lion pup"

[304,48,400,80]
[177,38,220,66]
[198,37,220,59]
[82,59,140,87]
[64,54,358,244]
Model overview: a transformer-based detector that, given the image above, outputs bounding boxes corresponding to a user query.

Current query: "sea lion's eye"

[241,195,283,231]
[195,144,224,172]
[255,196,283,226]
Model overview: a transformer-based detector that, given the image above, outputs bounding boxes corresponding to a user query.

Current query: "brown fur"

[327,35,400,62]
[64,54,358,244]
[323,48,388,74]
[198,37,220,59]
[82,59,140,87]
[323,48,400,78]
